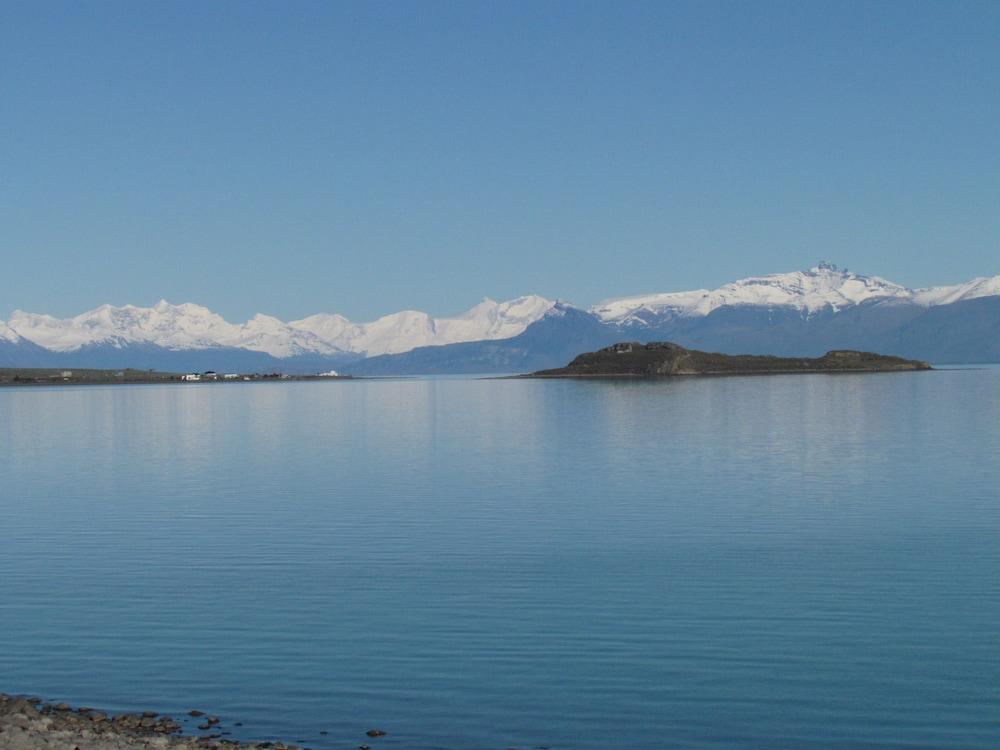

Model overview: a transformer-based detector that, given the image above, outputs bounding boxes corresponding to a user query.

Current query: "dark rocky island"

[529,341,932,378]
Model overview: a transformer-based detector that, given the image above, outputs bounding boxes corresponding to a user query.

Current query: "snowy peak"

[7,295,557,358]
[590,262,990,325]
[289,294,556,356]
[10,301,242,353]
[432,295,556,345]
[6,267,998,360]
[698,262,911,313]
[235,314,342,358]
[8,310,92,352]
[5,301,336,357]
[912,275,1000,306]
[0,320,22,344]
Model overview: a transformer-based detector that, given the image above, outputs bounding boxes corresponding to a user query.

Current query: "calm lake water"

[1,370,999,749]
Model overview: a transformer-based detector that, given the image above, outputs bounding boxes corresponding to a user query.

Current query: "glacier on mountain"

[290,295,554,356]
[4,264,999,363]
[6,301,338,358]
[911,276,1000,307]
[591,262,1000,325]
[0,321,22,344]
[5,295,556,358]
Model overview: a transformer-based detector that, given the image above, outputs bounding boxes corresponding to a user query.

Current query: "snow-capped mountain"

[7,301,338,358]
[5,295,556,359]
[591,262,1000,326]
[911,275,1000,307]
[344,266,1000,373]
[0,321,23,344]
[290,295,555,356]
[3,263,999,371]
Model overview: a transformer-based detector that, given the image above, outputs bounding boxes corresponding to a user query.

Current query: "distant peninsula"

[528,342,932,378]
[0,367,353,387]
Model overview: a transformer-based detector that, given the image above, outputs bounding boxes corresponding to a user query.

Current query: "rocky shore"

[0,694,322,750]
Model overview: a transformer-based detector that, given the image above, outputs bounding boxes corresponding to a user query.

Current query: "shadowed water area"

[1,371,998,749]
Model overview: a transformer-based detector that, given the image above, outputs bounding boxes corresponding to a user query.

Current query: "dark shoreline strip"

[0,692,303,750]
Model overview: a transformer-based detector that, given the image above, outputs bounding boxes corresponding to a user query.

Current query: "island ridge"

[528,341,932,378]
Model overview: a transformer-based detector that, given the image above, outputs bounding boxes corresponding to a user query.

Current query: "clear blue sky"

[2,1,998,321]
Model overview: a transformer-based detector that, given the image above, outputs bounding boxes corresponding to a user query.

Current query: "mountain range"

[2,263,999,373]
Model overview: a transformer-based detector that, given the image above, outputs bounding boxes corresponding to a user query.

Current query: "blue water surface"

[1,370,998,749]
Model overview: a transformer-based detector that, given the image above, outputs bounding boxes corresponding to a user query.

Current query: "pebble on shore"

[0,693,291,750]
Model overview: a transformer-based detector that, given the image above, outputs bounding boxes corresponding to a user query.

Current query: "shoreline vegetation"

[0,368,354,387]
[0,693,380,750]
[525,341,932,378]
